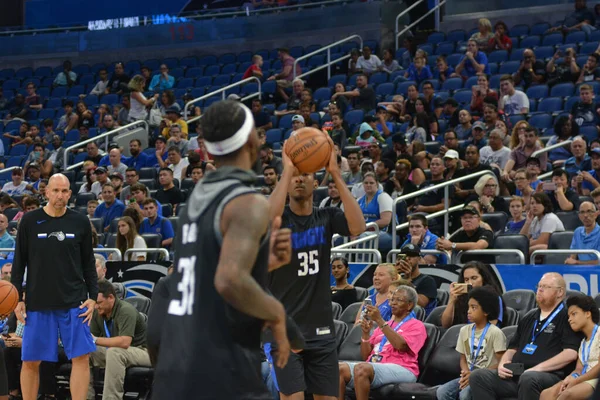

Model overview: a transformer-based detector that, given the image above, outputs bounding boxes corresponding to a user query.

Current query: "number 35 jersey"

[268,206,351,342]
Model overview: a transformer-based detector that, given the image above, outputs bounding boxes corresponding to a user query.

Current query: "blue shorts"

[22,307,95,362]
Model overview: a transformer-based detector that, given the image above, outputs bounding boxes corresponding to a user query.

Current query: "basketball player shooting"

[268,137,366,400]
[152,100,294,400]
[11,174,98,400]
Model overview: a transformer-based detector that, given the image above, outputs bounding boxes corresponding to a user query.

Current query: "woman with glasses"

[467,174,508,215]
[509,121,531,150]
[513,168,533,209]
[520,192,565,255]
[339,286,426,400]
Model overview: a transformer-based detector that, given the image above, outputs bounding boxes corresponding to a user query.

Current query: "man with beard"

[126,139,151,170]
[319,180,343,209]
[566,201,600,265]
[261,166,278,195]
[503,126,548,182]
[564,136,591,177]
[455,145,492,200]
[345,150,362,185]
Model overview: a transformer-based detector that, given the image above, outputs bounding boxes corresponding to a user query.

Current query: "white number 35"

[297,250,319,276]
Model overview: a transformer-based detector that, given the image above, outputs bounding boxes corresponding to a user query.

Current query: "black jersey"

[152,167,272,400]
[269,206,351,342]
[11,208,97,311]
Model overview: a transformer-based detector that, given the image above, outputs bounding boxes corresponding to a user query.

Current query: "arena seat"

[339,302,362,328]
[424,305,446,327]
[354,287,369,302]
[481,212,508,235]
[555,211,581,230]
[413,305,426,321]
[567,289,584,298]
[545,231,575,264]
[124,296,151,314]
[332,301,342,320]
[504,306,520,326]
[75,192,96,207]
[338,324,363,361]
[436,289,449,306]
[502,289,536,319]
[89,218,104,234]
[334,319,349,351]
[494,234,529,264]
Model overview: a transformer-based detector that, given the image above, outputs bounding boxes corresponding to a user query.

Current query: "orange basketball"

[285,127,332,174]
[0,281,18,317]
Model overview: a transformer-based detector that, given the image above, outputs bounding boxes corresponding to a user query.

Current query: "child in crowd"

[504,196,526,234]
[87,199,99,219]
[405,56,433,87]
[242,54,264,80]
[436,287,507,400]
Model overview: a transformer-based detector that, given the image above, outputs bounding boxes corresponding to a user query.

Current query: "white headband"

[204,103,254,156]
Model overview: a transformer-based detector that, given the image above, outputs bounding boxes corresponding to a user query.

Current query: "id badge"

[522,344,538,355]
[371,354,383,363]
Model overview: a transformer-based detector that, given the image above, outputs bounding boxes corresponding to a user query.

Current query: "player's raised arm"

[325,137,366,236]
[268,141,296,220]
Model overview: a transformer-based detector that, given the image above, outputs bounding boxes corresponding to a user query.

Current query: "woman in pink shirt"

[338,285,427,400]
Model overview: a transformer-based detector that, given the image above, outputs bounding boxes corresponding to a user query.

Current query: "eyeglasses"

[390,297,409,304]
[579,210,597,215]
[535,285,562,292]
[484,184,497,188]
[514,177,527,181]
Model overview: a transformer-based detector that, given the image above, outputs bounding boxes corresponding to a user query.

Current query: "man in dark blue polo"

[93,183,126,232]
[126,139,151,171]
[139,198,174,248]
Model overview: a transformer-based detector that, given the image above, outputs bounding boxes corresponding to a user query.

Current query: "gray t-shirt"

[456,323,507,370]
[529,213,565,240]
[479,146,511,169]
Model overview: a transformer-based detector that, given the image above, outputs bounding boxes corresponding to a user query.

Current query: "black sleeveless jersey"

[268,206,351,342]
[152,167,272,400]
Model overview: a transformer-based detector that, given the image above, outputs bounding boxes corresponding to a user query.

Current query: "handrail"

[329,248,382,264]
[386,249,448,263]
[94,247,122,259]
[530,249,600,264]
[124,248,170,261]
[394,0,424,50]
[456,249,525,265]
[63,120,149,170]
[394,204,465,232]
[538,171,552,180]
[396,0,447,50]
[532,140,573,158]
[392,170,491,249]
[66,161,85,172]
[183,77,261,121]
[332,221,379,248]
[0,166,24,176]
[293,34,363,81]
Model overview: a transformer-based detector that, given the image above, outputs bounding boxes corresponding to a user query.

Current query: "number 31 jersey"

[268,206,351,342]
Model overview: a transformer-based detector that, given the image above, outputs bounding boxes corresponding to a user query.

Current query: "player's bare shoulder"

[221,192,270,233]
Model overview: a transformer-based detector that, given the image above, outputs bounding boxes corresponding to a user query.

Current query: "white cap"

[444,149,459,159]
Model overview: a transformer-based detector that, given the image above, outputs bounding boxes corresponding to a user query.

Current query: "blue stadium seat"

[266,129,283,144]
[15,67,33,79]
[557,44,577,54]
[242,82,259,96]
[176,78,194,89]
[435,42,455,56]
[520,35,541,49]
[564,96,579,112]
[580,125,598,142]
[213,75,231,86]
[314,87,332,102]
[2,80,19,91]
[488,50,508,64]
[328,75,347,87]
[180,56,198,68]
[526,85,549,100]
[550,82,575,98]
[46,98,62,109]
[344,110,365,126]
[102,94,119,105]
[0,69,15,79]
[9,145,27,156]
[542,33,564,47]
[51,87,68,98]
[217,53,236,66]
[162,57,179,69]
[376,83,395,97]
[221,64,237,75]
[83,95,98,107]
[195,76,212,87]
[5,120,22,133]
[499,61,520,75]
[510,24,530,37]
[279,114,294,131]
[204,65,220,77]
[262,80,277,94]
[534,46,555,60]
[369,72,388,86]
[237,51,253,64]
[199,55,218,66]
[581,42,599,55]
[565,31,587,44]
[38,109,56,120]
[537,97,563,113]
[237,62,252,74]
[453,89,472,104]
[441,77,463,92]
[289,46,304,59]
[463,76,479,90]
[186,66,204,78]
[78,74,95,86]
[427,32,446,44]
[73,152,88,164]
[5,156,23,168]
[169,67,184,79]
[446,53,463,67]
[447,30,466,43]
[68,86,85,96]
[416,44,434,56]
[530,23,551,36]
[34,66,52,78]
[528,113,553,130]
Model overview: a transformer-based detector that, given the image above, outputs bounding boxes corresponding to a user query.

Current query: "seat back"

[354,287,369,301]
[89,218,103,234]
[413,306,425,321]
[332,302,342,320]
[338,325,363,361]
[124,296,151,314]
[502,289,536,319]
[339,302,362,327]
[424,305,446,327]
[504,306,519,326]
[112,282,126,299]
[437,289,449,306]
[501,325,518,344]
[418,323,440,378]
[555,211,581,231]
[334,319,349,351]
[494,234,529,264]
[482,212,508,235]
[420,324,465,385]
[546,231,575,264]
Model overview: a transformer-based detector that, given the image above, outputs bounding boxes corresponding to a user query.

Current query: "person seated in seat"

[436,286,508,400]
[394,244,438,316]
[354,263,398,325]
[400,214,447,264]
[519,192,565,256]
[540,294,600,400]
[339,286,426,400]
[441,261,507,329]
[436,206,494,263]
[504,196,527,234]
[465,173,508,215]
[110,216,147,262]
[565,201,600,265]
[88,280,151,400]
[469,273,580,399]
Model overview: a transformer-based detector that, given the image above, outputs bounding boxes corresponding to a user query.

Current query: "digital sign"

[88,14,189,31]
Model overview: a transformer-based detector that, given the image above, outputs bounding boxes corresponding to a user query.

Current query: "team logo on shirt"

[39,232,75,241]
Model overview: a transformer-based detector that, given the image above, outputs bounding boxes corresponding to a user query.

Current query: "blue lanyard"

[377,315,413,353]
[103,320,112,338]
[470,323,490,371]
[582,325,599,374]
[531,303,564,344]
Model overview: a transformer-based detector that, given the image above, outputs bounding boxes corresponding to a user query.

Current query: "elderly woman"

[520,192,565,255]
[354,263,398,325]
[340,286,426,400]
[470,18,494,52]
[466,174,508,214]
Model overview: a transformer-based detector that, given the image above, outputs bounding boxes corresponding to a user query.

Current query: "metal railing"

[394,204,465,232]
[183,77,261,121]
[392,170,491,249]
[293,35,363,81]
[124,248,170,261]
[63,120,149,170]
[386,249,448,263]
[530,249,600,264]
[330,248,382,264]
[455,249,526,264]
[95,248,122,260]
[332,222,379,249]
[395,0,447,50]
[532,139,573,159]
[0,166,25,177]
[394,0,424,50]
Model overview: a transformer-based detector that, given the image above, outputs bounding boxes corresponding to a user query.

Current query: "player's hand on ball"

[79,299,96,325]
[282,141,298,176]
[15,302,26,325]
[268,216,293,272]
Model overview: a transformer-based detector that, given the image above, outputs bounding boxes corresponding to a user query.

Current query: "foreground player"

[268,139,366,399]
[152,100,293,399]
[12,174,97,400]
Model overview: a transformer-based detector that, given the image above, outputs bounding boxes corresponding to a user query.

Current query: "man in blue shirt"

[126,139,150,170]
[454,40,490,79]
[98,143,129,168]
[580,147,600,195]
[139,198,174,249]
[566,201,600,265]
[564,137,591,178]
[149,64,175,92]
[401,214,447,264]
[94,183,125,232]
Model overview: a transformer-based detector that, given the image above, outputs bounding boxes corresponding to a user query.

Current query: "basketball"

[285,127,333,174]
[0,281,18,317]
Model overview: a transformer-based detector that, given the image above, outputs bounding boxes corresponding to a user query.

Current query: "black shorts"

[272,339,338,397]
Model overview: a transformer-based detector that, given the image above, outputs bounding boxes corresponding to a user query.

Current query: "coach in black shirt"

[470,273,580,400]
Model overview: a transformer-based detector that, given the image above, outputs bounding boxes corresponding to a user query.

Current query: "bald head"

[46,174,71,213]
[544,272,566,293]
[48,174,70,188]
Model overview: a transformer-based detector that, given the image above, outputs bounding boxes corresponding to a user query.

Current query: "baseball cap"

[391,134,406,145]
[165,106,181,115]
[472,121,486,130]
[459,205,480,217]
[28,163,40,170]
[376,105,388,112]
[444,149,459,159]
[359,122,374,135]
[526,156,541,165]
[227,94,241,101]
[94,166,108,174]
[109,172,123,181]
[590,148,600,157]
[155,136,167,144]
[400,243,420,257]
[291,115,305,123]
[360,159,373,169]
